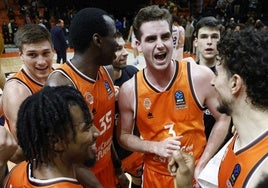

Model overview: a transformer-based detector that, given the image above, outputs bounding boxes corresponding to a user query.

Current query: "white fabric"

[197,137,233,188]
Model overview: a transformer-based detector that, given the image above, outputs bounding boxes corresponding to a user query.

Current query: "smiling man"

[2,24,54,163]
[4,86,100,187]
[117,5,230,188]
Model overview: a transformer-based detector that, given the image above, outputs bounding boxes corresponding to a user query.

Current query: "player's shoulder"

[192,62,214,76]
[3,78,29,94]
[120,75,135,90]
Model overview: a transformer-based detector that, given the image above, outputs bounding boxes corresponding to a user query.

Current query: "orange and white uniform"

[54,61,117,187]
[135,60,206,188]
[4,161,82,188]
[218,131,268,188]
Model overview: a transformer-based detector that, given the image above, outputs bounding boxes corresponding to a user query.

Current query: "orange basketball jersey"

[6,68,44,93]
[4,161,82,188]
[55,62,117,187]
[135,60,206,187]
[218,131,268,188]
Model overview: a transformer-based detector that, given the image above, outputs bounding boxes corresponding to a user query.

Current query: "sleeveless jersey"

[218,131,268,188]
[54,61,117,187]
[4,68,44,130]
[4,161,82,188]
[135,61,206,187]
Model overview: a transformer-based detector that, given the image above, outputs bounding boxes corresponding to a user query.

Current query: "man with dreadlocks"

[4,86,101,187]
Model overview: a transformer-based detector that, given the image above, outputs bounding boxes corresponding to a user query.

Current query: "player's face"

[65,105,99,166]
[137,20,173,70]
[211,59,232,115]
[113,36,128,69]
[196,27,220,61]
[20,40,54,83]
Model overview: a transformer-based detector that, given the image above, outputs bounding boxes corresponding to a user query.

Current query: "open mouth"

[154,52,167,60]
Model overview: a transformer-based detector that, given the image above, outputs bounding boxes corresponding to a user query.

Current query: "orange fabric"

[6,68,43,94]
[142,165,174,188]
[218,131,268,187]
[55,62,117,187]
[135,61,206,187]
[4,161,82,187]
[122,152,144,177]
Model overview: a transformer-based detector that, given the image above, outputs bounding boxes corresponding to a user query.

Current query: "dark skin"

[46,15,129,188]
[168,150,195,188]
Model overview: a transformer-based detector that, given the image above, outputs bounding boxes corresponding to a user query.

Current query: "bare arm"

[191,64,231,179]
[110,143,130,188]
[0,126,17,187]
[2,81,31,163]
[2,81,30,139]
[118,78,181,158]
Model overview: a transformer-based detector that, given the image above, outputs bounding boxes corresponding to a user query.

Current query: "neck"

[199,56,216,68]
[233,104,268,151]
[71,55,99,80]
[32,161,74,180]
[113,68,122,80]
[145,61,175,91]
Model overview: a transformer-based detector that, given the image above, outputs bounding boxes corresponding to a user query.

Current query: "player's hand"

[168,150,195,188]
[153,136,182,158]
[114,86,120,101]
[0,126,17,166]
[115,168,130,188]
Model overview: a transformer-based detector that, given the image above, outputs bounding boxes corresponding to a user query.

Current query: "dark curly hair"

[17,86,92,166]
[133,5,172,41]
[217,27,268,109]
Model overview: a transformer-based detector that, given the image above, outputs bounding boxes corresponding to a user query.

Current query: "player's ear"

[93,33,101,47]
[136,40,142,52]
[231,74,242,94]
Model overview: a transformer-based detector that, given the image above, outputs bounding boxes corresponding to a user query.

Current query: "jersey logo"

[143,98,152,110]
[147,112,153,119]
[104,80,114,99]
[85,92,94,105]
[174,90,187,109]
[227,163,241,187]
[144,98,153,119]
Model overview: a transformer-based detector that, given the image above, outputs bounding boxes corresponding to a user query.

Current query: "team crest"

[143,98,152,110]
[174,90,186,108]
[85,92,94,105]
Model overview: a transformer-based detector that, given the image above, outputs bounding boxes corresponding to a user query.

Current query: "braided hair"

[17,86,91,166]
